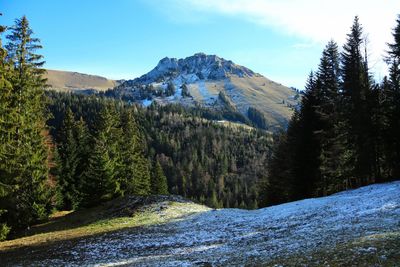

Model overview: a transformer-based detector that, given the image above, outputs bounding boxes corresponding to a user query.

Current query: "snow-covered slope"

[7,181,400,266]
[114,53,299,129]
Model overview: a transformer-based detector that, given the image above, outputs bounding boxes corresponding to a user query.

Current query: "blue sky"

[1,0,398,88]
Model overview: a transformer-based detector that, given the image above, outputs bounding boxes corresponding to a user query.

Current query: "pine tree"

[261,116,299,206]
[340,16,374,186]
[383,15,400,178]
[56,108,79,210]
[0,17,13,240]
[74,116,90,198]
[80,105,120,207]
[151,161,169,195]
[119,109,151,195]
[3,16,51,228]
[315,41,344,195]
[166,82,176,96]
[291,72,322,199]
[181,83,191,97]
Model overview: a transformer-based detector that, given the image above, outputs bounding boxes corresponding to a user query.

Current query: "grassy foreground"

[1,185,399,266]
[0,196,208,253]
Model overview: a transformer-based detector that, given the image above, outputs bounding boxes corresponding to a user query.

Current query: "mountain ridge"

[132,53,260,85]
[44,69,121,92]
[114,53,299,129]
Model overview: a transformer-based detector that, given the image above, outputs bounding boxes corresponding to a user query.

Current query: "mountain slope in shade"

[45,69,121,92]
[114,53,299,129]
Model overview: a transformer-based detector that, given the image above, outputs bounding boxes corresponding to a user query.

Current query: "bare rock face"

[133,53,258,85]
[112,53,299,130]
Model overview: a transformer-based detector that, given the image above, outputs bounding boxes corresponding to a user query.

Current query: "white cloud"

[164,0,399,77]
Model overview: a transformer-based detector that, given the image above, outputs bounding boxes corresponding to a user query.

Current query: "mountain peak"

[134,53,258,84]
[193,52,208,57]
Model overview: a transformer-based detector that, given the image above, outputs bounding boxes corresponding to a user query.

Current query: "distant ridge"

[45,69,121,92]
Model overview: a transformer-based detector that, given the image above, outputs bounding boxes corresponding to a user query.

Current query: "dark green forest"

[260,16,400,206]
[47,92,269,210]
[0,14,399,242]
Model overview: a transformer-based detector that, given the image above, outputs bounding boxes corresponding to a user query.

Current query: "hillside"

[1,181,399,266]
[45,69,120,92]
[112,53,299,129]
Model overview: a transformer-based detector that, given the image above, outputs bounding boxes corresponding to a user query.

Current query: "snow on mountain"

[114,53,299,129]
[135,53,258,85]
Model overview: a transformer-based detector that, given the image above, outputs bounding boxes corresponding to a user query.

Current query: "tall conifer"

[340,16,374,186]
[4,16,51,227]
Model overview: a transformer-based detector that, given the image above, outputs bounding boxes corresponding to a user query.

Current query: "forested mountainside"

[47,92,270,210]
[107,53,300,130]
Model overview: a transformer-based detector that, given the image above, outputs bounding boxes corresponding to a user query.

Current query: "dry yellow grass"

[45,69,118,92]
[0,201,207,252]
[183,76,296,129]
[228,76,296,127]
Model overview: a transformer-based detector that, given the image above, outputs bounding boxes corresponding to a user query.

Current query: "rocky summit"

[112,53,300,130]
[134,53,258,84]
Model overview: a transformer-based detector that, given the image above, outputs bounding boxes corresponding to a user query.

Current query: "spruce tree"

[291,72,322,199]
[74,116,90,196]
[80,105,120,207]
[340,16,374,186]
[181,83,191,97]
[315,41,344,195]
[0,17,13,240]
[3,16,51,228]
[56,108,79,209]
[151,161,169,195]
[261,115,299,206]
[384,15,400,178]
[119,109,151,195]
[166,82,176,96]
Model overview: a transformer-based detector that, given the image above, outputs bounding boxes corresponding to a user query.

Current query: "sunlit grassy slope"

[45,69,119,92]
[187,75,297,128]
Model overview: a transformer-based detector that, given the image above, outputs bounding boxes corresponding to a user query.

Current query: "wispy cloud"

[292,43,317,49]
[159,0,398,75]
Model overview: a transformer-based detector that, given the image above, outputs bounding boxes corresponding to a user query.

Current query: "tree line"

[260,16,400,206]
[0,16,169,240]
[47,93,271,211]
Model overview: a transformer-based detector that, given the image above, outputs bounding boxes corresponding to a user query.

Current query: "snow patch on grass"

[5,182,400,266]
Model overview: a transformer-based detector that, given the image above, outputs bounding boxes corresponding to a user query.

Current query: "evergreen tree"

[384,15,400,178]
[74,116,90,194]
[340,16,374,186]
[56,108,80,210]
[119,109,151,195]
[248,107,268,130]
[80,106,120,207]
[0,17,13,240]
[3,16,51,228]
[262,118,298,206]
[151,160,169,195]
[291,72,322,199]
[315,41,344,195]
[166,82,176,96]
[181,83,191,97]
